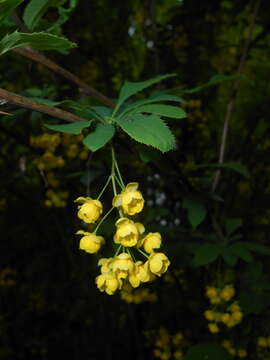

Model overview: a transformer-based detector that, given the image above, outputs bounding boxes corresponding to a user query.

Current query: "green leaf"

[184,344,233,360]
[192,244,222,267]
[47,0,78,33]
[183,198,207,229]
[229,243,254,263]
[23,0,51,30]
[0,31,76,55]
[180,74,247,94]
[221,247,238,266]
[242,243,270,256]
[118,92,185,118]
[193,162,249,178]
[115,74,176,111]
[116,114,175,152]
[0,0,24,22]
[44,120,92,135]
[239,292,270,315]
[138,147,158,163]
[225,218,242,236]
[82,123,115,152]
[91,106,112,118]
[132,104,186,119]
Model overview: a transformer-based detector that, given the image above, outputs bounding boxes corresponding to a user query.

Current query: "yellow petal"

[112,194,123,207]
[125,182,139,192]
[135,222,145,235]
[74,196,89,203]
[115,217,130,227]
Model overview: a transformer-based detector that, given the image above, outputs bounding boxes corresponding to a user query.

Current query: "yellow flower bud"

[208,323,219,333]
[96,273,120,295]
[258,337,268,347]
[229,301,240,312]
[74,197,102,223]
[76,230,104,254]
[112,253,134,279]
[137,261,155,283]
[114,218,144,247]
[173,350,183,360]
[220,285,235,302]
[210,296,221,304]
[228,347,236,356]
[220,313,231,324]
[204,310,216,321]
[98,257,113,274]
[222,340,232,349]
[238,349,247,358]
[172,333,183,346]
[141,232,162,253]
[129,262,142,288]
[231,311,243,322]
[113,182,144,215]
[148,252,170,276]
[206,286,218,299]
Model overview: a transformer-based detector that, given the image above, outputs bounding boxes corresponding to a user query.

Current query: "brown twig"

[0,87,87,123]
[212,0,261,192]
[12,46,115,108]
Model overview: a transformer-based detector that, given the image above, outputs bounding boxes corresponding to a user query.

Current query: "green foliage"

[192,243,222,267]
[225,218,242,236]
[0,31,76,55]
[44,120,92,135]
[22,0,78,34]
[194,162,249,178]
[179,74,247,94]
[183,197,207,229]
[184,344,232,360]
[82,123,115,151]
[114,73,176,112]
[128,104,186,119]
[23,0,51,30]
[116,114,176,152]
[0,0,23,22]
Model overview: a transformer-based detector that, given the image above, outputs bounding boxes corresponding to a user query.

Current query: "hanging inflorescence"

[74,148,170,295]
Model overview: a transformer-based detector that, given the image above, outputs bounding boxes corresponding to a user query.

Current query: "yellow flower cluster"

[30,132,89,208]
[222,340,247,358]
[153,328,185,360]
[120,284,157,304]
[206,284,235,304]
[205,285,243,332]
[257,336,270,348]
[74,182,170,295]
[0,268,16,287]
[30,133,61,152]
[45,189,69,208]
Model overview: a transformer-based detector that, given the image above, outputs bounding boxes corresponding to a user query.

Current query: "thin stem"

[127,248,136,262]
[94,207,115,234]
[97,175,112,200]
[12,47,114,107]
[114,245,123,257]
[211,0,261,192]
[0,87,86,123]
[136,248,149,259]
[112,147,125,188]
[114,175,125,190]
[111,148,117,196]
[111,104,120,118]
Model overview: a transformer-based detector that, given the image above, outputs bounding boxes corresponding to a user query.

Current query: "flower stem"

[111,146,125,188]
[97,175,112,200]
[127,248,136,262]
[136,248,149,259]
[114,245,122,257]
[94,206,114,234]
